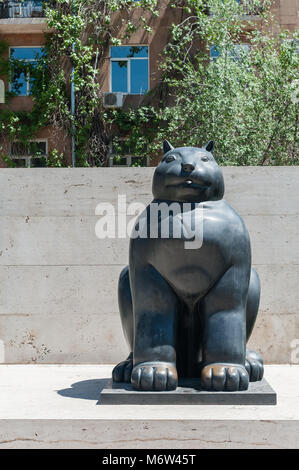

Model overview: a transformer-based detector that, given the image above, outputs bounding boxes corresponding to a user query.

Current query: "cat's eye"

[164,155,176,163]
[201,155,209,162]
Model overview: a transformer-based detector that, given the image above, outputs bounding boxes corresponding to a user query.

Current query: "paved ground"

[0,364,298,448]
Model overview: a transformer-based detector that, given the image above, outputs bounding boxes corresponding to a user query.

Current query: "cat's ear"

[163,140,174,154]
[205,140,214,152]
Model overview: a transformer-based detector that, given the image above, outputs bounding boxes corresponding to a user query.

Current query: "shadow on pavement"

[57,378,110,404]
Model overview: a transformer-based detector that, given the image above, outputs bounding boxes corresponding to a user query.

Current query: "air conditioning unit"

[103,92,124,108]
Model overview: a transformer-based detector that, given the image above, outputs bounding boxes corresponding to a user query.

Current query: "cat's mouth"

[183,179,211,190]
[166,177,212,191]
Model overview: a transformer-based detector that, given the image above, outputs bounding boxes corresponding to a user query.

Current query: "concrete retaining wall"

[0,167,298,364]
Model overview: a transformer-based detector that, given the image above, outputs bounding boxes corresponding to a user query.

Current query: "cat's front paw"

[201,363,249,391]
[131,362,178,391]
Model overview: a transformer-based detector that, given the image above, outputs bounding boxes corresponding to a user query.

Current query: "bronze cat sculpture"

[112,140,263,391]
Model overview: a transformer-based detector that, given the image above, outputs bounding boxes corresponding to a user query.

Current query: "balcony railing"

[0,1,44,19]
[238,0,268,16]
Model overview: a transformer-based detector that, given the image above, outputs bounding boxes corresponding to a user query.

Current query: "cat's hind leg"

[112,266,133,383]
[245,268,264,381]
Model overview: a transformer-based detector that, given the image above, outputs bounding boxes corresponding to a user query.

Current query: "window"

[110,154,149,167]
[229,43,250,61]
[109,139,149,167]
[110,46,149,94]
[284,39,299,55]
[210,43,250,61]
[10,140,48,167]
[0,1,43,19]
[210,45,221,61]
[9,47,43,96]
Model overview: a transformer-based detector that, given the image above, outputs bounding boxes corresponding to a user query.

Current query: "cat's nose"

[182,163,195,173]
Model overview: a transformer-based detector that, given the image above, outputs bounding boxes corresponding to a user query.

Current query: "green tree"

[121,0,298,165]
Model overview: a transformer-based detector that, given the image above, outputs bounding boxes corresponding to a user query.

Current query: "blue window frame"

[210,43,250,61]
[210,45,221,61]
[9,47,43,96]
[110,46,149,94]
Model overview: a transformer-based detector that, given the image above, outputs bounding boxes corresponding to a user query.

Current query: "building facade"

[0,0,298,167]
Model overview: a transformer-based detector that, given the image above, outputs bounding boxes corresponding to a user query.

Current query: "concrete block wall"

[0,167,298,364]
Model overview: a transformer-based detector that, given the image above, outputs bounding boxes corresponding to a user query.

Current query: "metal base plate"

[100,377,277,405]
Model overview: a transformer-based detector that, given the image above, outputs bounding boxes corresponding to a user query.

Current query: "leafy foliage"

[0,0,159,166]
[119,0,299,165]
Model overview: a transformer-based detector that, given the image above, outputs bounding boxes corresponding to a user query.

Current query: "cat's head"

[152,140,224,203]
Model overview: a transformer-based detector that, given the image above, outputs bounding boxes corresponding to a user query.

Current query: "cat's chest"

[152,210,229,286]
[153,204,229,245]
